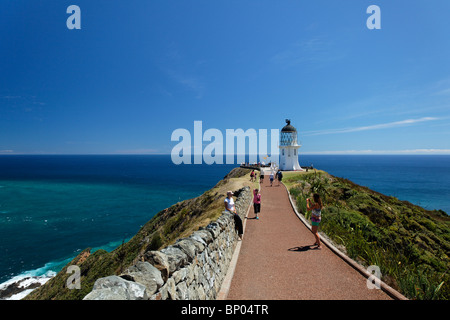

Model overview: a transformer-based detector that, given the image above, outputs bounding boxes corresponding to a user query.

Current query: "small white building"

[279,119,303,171]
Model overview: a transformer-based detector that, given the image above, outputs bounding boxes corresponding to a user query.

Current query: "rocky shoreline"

[4,166,449,300]
[0,274,53,300]
[2,184,251,301]
[16,167,253,300]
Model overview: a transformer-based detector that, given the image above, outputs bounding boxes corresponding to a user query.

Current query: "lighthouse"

[279,119,303,171]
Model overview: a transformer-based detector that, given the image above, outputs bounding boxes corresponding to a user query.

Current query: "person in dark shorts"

[250,170,255,182]
[224,191,243,240]
[276,170,283,186]
[260,172,264,184]
[253,188,261,219]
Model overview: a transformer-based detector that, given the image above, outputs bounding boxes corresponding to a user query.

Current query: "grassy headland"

[24,167,257,300]
[284,170,449,300]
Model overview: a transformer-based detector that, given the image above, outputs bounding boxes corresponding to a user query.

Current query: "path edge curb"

[282,182,409,301]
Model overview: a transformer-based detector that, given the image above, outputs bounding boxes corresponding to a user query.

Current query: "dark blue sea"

[0,154,449,295]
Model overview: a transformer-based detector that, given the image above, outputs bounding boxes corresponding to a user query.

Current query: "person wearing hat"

[224,191,243,240]
[269,172,274,186]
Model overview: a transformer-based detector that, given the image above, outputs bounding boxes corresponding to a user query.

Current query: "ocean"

[0,154,449,296]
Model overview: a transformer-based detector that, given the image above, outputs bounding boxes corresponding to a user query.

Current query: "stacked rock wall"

[83,186,251,300]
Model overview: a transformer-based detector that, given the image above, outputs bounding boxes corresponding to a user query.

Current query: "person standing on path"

[276,170,283,186]
[307,193,323,249]
[225,191,243,240]
[253,188,261,220]
[250,170,255,182]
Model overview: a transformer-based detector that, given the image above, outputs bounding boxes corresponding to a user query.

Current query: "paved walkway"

[225,174,393,300]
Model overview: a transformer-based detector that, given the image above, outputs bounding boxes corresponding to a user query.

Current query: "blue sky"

[1,0,450,155]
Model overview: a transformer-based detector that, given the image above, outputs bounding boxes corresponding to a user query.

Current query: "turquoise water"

[0,154,449,286]
[0,155,236,284]
[300,155,450,214]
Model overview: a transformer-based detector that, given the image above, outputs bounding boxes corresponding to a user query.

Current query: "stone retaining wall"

[83,186,251,300]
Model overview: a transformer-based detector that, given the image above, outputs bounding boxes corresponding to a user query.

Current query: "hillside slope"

[24,167,254,300]
[284,170,449,300]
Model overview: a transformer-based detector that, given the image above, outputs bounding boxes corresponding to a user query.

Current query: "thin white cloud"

[430,77,450,96]
[303,117,439,136]
[166,69,205,99]
[434,88,450,96]
[1,95,22,99]
[270,36,346,67]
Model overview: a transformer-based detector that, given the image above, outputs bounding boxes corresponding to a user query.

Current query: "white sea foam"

[0,272,54,300]
[0,261,62,300]
[8,289,35,300]
[0,238,131,300]
[0,267,56,290]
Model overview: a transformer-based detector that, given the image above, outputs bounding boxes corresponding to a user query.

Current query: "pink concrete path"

[226,177,392,300]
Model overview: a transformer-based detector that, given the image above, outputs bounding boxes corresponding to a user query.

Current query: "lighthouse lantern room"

[279,119,303,171]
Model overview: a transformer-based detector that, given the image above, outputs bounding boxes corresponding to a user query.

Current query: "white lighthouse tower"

[279,119,303,171]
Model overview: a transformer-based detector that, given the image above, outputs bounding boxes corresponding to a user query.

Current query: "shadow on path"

[226,175,393,300]
[288,245,320,252]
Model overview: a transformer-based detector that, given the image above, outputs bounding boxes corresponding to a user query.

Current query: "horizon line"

[1,152,450,156]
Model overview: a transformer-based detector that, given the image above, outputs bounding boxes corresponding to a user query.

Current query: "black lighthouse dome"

[280,119,298,146]
[281,119,297,132]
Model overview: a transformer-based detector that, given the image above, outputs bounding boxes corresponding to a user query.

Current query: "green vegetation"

[285,170,450,300]
[25,168,253,300]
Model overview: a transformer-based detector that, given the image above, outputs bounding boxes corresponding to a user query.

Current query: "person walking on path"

[225,191,243,240]
[253,188,261,220]
[307,193,323,249]
[226,176,394,300]
[276,170,283,186]
[250,170,255,182]
[260,171,264,184]
[269,172,274,186]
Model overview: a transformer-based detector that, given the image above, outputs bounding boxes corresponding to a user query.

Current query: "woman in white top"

[224,191,236,213]
[224,191,243,240]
